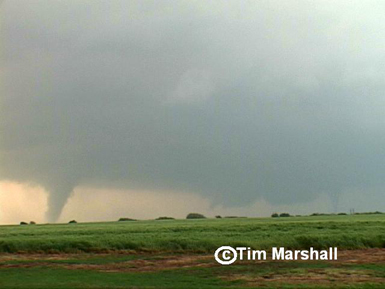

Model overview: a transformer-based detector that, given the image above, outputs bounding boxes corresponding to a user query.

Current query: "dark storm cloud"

[1,0,385,221]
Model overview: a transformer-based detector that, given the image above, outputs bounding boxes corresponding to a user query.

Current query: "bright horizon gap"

[0,181,382,225]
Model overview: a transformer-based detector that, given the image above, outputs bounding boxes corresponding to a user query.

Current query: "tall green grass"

[0,215,383,253]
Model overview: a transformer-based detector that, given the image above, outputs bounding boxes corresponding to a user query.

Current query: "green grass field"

[0,214,384,253]
[0,214,384,288]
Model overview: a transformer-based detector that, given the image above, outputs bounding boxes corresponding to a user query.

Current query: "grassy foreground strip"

[0,215,384,253]
[0,263,383,289]
[0,251,384,288]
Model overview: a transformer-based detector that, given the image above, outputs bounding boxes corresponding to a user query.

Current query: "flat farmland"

[0,214,384,288]
[0,215,384,253]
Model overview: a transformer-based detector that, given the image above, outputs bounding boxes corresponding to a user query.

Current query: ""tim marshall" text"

[214,246,337,265]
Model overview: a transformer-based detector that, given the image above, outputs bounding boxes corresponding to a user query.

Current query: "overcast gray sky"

[1,0,385,222]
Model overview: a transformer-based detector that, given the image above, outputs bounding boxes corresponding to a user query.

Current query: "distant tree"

[155,217,175,220]
[20,221,28,225]
[337,213,347,215]
[310,213,334,216]
[186,213,206,219]
[279,213,291,217]
[118,218,137,221]
[68,220,77,224]
[215,215,222,219]
[354,211,383,215]
[271,213,279,218]
[29,221,36,225]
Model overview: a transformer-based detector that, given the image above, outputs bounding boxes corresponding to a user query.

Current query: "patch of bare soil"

[229,269,384,286]
[0,253,214,272]
[221,249,385,286]
[333,248,384,264]
[98,255,215,273]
